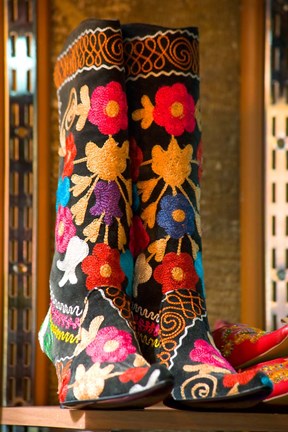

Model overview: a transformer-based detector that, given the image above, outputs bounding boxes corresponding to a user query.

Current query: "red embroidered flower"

[81,244,125,290]
[56,362,71,404]
[86,326,136,363]
[119,367,149,383]
[153,83,196,136]
[55,205,76,253]
[223,370,257,388]
[88,81,128,135]
[62,133,77,178]
[129,137,143,182]
[129,216,150,257]
[154,252,199,294]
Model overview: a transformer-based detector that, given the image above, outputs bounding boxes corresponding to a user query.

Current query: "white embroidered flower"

[57,236,89,287]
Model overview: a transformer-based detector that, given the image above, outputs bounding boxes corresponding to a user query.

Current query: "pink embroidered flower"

[129,137,143,182]
[81,244,125,290]
[55,206,76,253]
[62,133,77,178]
[153,83,196,136]
[88,81,128,135]
[189,340,234,372]
[129,216,150,257]
[119,367,149,383]
[86,326,136,363]
[154,252,199,294]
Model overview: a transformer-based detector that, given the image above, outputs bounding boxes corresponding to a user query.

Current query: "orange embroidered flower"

[154,252,199,294]
[223,370,257,388]
[81,244,125,290]
[56,361,72,404]
[153,83,196,136]
[62,133,77,178]
[119,367,149,383]
[88,81,128,135]
[151,137,193,189]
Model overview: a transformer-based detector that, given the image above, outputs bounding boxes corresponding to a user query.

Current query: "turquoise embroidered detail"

[56,176,70,210]
[120,250,134,297]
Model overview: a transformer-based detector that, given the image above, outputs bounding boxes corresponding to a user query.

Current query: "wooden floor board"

[0,405,288,432]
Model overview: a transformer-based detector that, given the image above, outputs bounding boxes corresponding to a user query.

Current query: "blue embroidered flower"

[56,176,70,210]
[157,194,195,239]
[120,250,134,297]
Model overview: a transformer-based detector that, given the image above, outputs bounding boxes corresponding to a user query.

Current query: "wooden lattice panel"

[265,0,288,330]
[2,0,37,406]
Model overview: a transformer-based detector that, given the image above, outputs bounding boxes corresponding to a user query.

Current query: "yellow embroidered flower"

[132,95,154,129]
[86,137,129,181]
[151,137,192,190]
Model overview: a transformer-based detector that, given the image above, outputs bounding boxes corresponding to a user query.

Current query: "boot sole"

[164,384,272,411]
[60,379,174,410]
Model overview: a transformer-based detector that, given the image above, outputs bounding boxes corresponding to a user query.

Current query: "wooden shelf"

[1,404,288,432]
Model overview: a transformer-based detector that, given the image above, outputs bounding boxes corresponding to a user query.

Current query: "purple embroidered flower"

[157,194,195,239]
[90,181,123,225]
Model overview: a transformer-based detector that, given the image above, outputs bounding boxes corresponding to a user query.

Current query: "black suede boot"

[38,19,173,409]
[122,23,272,409]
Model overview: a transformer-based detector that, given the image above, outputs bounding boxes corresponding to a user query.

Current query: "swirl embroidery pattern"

[54,28,124,89]
[124,30,199,80]
[157,290,206,367]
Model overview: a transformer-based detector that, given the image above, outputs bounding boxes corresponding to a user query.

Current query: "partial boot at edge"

[122,23,272,409]
[39,19,173,409]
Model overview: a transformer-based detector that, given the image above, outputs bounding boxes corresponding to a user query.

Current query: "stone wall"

[47,0,241,402]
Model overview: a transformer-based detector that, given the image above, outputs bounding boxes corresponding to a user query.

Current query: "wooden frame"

[34,0,51,405]
[0,0,6,405]
[240,0,265,328]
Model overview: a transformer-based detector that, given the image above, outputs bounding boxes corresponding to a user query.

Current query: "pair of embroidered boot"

[39,19,272,410]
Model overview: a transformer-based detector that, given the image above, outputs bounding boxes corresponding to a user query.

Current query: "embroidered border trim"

[124,30,199,80]
[50,318,79,344]
[54,27,124,89]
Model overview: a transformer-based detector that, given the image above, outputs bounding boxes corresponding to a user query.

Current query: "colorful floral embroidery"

[157,194,195,239]
[81,243,125,290]
[86,326,136,363]
[88,81,128,135]
[55,206,76,253]
[56,176,70,210]
[154,252,199,294]
[90,181,123,225]
[62,133,77,178]
[189,340,234,372]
